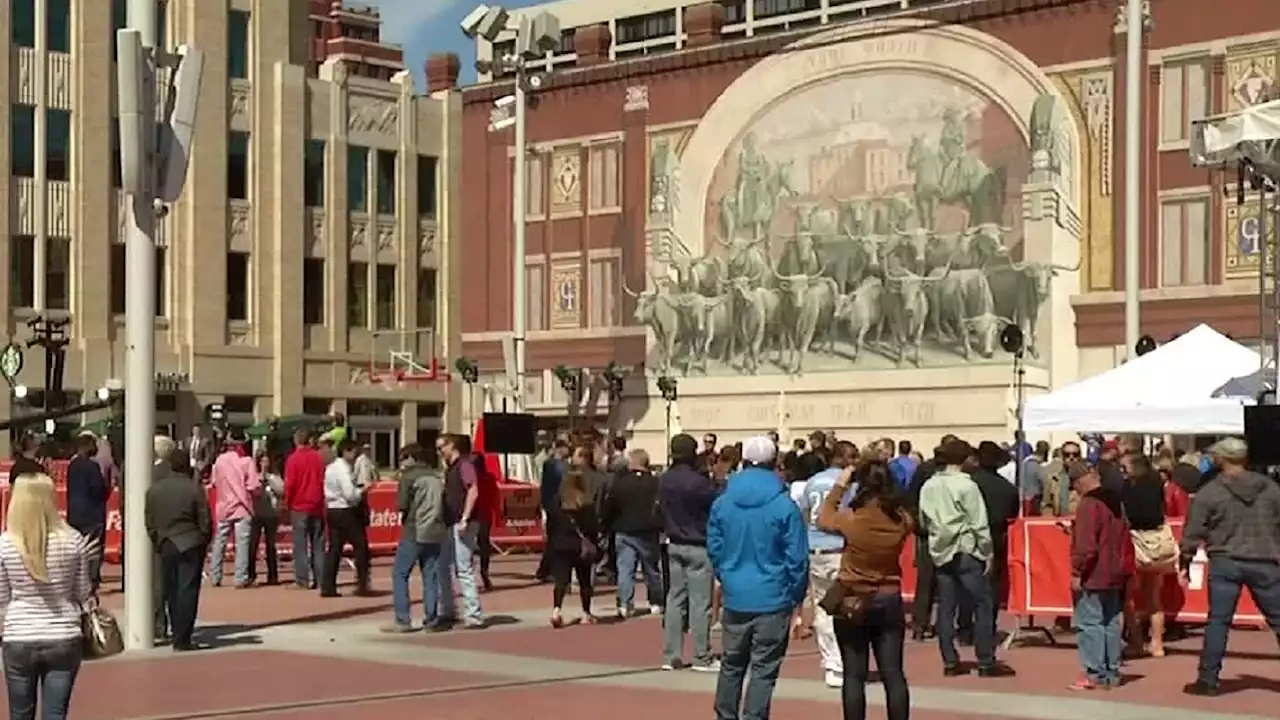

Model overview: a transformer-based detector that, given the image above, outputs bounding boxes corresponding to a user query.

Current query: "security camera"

[493,94,515,108]
[157,44,203,203]
[460,4,509,42]
[526,74,543,90]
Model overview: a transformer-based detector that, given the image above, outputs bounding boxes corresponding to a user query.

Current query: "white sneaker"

[649,606,662,616]
[824,670,844,688]
[691,660,721,673]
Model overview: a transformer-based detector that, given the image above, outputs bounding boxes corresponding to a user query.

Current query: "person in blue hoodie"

[708,435,809,720]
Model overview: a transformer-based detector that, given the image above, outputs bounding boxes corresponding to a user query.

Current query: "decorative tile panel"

[228,200,252,252]
[624,85,649,112]
[47,53,71,109]
[375,218,396,263]
[13,48,36,104]
[348,95,399,141]
[549,263,582,330]
[349,212,371,261]
[305,209,326,257]
[550,148,581,214]
[1225,50,1277,112]
[12,178,36,235]
[46,181,71,238]
[229,80,251,127]
[1224,198,1275,278]
[418,219,437,267]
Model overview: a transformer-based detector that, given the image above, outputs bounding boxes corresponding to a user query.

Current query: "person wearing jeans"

[383,444,447,632]
[816,460,914,720]
[657,435,720,670]
[208,439,260,587]
[440,434,485,628]
[1178,437,1280,696]
[602,450,665,617]
[918,438,1014,677]
[284,429,327,589]
[1067,460,1131,690]
[708,436,808,719]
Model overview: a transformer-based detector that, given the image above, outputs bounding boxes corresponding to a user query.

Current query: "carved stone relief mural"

[419,220,437,263]
[1053,69,1113,291]
[348,96,399,135]
[350,216,369,250]
[645,125,695,250]
[306,210,326,255]
[376,219,396,252]
[624,85,649,112]
[550,148,581,214]
[228,202,251,250]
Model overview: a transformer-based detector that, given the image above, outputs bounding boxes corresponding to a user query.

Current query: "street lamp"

[657,374,678,464]
[13,385,28,401]
[461,4,561,416]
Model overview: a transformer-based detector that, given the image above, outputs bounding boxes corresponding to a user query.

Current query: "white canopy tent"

[1191,98,1280,177]
[1023,325,1260,434]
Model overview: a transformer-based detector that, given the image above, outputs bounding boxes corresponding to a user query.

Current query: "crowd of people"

[528,427,1280,719]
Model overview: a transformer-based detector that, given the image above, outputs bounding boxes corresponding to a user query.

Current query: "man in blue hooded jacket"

[708,435,809,720]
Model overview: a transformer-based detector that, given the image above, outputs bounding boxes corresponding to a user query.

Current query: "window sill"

[588,206,622,217]
[112,314,170,330]
[1157,140,1191,153]
[549,210,583,221]
[525,214,547,223]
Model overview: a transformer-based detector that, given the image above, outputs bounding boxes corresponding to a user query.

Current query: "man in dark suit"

[146,435,213,651]
[68,433,110,592]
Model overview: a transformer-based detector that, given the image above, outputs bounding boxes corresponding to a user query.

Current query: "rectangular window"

[226,251,250,321]
[110,244,125,314]
[615,10,676,44]
[1160,197,1210,287]
[111,0,126,58]
[417,155,437,217]
[753,0,820,19]
[304,139,325,207]
[526,264,545,331]
[303,258,324,324]
[588,145,621,210]
[1161,61,1209,144]
[348,146,368,211]
[588,257,619,327]
[228,131,249,200]
[721,0,747,24]
[526,153,545,217]
[228,10,250,79]
[375,264,396,329]
[557,29,574,55]
[46,237,70,310]
[46,109,71,182]
[154,246,167,316]
[12,0,33,48]
[11,105,34,177]
[348,261,369,327]
[10,236,34,309]
[375,150,396,215]
[416,268,436,329]
[110,118,122,187]
[46,0,69,52]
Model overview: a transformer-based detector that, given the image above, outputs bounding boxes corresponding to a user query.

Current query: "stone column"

[433,84,464,433]
[1020,180,1083,439]
[270,62,306,415]
[320,58,350,353]
[574,25,611,66]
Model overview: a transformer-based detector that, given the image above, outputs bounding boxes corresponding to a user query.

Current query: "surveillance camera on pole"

[156,45,204,204]
[116,30,145,195]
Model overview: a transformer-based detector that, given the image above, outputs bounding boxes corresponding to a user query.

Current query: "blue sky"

[364,0,544,87]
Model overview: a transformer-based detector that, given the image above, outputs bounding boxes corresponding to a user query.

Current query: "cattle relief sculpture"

[635,72,1077,377]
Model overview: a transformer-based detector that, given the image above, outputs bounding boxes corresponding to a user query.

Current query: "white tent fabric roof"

[1198,99,1280,156]
[1024,324,1260,434]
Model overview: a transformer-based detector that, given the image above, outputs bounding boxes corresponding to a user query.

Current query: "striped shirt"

[0,529,92,642]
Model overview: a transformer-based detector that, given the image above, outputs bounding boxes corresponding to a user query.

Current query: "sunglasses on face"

[1062,452,1080,459]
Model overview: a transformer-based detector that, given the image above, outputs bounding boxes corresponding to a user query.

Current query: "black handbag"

[818,582,876,624]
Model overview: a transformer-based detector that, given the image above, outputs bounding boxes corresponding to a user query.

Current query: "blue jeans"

[835,594,909,720]
[714,609,791,720]
[451,521,484,623]
[935,553,997,669]
[392,537,442,627]
[290,512,324,587]
[1199,557,1280,686]
[3,638,82,720]
[210,516,252,585]
[1073,588,1123,685]
[615,532,663,610]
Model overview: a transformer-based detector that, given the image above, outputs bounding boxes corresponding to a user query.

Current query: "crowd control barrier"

[0,461,544,561]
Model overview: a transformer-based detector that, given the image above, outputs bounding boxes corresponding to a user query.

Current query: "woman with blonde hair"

[544,467,601,628]
[0,473,96,720]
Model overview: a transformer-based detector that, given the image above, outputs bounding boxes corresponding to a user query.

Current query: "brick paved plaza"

[37,558,1279,719]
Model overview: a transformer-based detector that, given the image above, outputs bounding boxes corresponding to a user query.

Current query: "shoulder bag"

[82,596,124,659]
[1131,524,1178,573]
[817,581,878,625]
[567,514,599,564]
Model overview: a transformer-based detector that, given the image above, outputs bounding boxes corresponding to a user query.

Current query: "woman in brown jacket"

[816,458,914,720]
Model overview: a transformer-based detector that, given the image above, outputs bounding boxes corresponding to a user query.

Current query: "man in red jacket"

[1068,461,1133,691]
[284,428,326,589]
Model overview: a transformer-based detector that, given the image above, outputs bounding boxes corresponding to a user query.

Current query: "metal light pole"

[1122,0,1145,358]
[512,73,527,412]
[119,0,158,652]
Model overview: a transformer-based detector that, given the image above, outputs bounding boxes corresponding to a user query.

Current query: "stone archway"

[673,19,1083,253]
